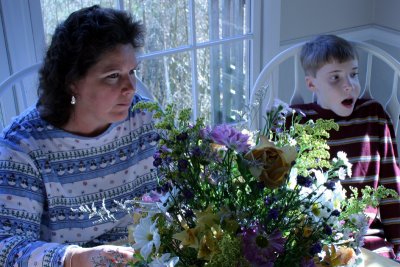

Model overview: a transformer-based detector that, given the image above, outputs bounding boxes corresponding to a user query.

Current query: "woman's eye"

[107,73,119,79]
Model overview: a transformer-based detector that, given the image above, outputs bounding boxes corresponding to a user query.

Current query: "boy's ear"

[305,76,317,92]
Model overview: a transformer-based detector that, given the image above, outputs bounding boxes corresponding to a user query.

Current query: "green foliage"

[207,234,250,267]
[125,102,396,267]
[341,185,399,218]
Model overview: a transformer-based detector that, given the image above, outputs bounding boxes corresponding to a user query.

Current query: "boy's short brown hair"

[300,34,358,77]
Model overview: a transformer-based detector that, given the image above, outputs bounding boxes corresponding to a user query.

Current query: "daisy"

[149,253,179,267]
[132,215,161,259]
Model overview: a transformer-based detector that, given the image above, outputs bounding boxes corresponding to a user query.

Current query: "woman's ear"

[305,76,317,92]
[70,83,78,95]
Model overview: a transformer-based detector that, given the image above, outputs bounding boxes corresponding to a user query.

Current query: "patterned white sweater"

[0,95,158,266]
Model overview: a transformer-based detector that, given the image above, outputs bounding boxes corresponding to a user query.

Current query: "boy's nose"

[343,78,354,92]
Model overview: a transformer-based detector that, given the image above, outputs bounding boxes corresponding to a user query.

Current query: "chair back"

[0,62,154,131]
[249,41,400,157]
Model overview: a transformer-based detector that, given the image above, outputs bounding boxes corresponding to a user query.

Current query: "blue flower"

[297,175,312,187]
[324,181,335,190]
[331,210,340,217]
[324,225,332,235]
[309,242,322,255]
[153,158,162,167]
[268,208,279,220]
[176,132,188,141]
[178,159,189,172]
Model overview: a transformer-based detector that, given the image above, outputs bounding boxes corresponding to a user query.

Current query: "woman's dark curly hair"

[37,5,145,127]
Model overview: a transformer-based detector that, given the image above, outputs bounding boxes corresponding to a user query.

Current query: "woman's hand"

[65,245,136,267]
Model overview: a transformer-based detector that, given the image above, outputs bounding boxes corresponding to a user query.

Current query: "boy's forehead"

[319,59,358,72]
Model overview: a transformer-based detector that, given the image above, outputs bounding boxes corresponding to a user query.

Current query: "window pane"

[197,40,249,125]
[195,0,249,43]
[40,0,115,44]
[124,0,189,52]
[137,52,192,112]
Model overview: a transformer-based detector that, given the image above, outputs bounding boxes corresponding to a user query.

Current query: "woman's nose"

[122,75,136,95]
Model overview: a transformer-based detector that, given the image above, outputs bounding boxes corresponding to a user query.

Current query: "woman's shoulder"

[1,105,46,143]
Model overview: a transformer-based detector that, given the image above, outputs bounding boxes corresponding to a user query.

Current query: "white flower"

[337,167,347,180]
[149,253,179,267]
[288,167,298,189]
[157,186,179,214]
[313,169,327,187]
[132,215,161,259]
[336,151,352,177]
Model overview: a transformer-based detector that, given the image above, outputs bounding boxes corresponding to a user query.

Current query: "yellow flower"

[337,246,356,265]
[195,206,220,229]
[317,245,356,267]
[245,135,297,188]
[197,230,219,260]
[303,226,313,238]
[173,227,200,249]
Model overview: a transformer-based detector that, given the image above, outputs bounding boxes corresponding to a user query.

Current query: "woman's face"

[66,44,139,136]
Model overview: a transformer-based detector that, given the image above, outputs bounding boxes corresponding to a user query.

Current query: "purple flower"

[190,146,202,157]
[264,196,276,206]
[182,188,194,200]
[160,145,172,153]
[161,182,172,193]
[241,227,285,266]
[199,126,212,139]
[210,124,250,153]
[141,190,162,202]
[184,209,194,218]
[301,258,316,267]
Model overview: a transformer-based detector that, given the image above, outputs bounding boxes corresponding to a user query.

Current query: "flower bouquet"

[98,101,397,267]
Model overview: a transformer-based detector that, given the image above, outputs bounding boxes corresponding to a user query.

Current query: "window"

[41,0,252,125]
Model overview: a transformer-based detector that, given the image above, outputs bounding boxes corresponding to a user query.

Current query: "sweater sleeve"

[376,110,400,255]
[0,142,70,266]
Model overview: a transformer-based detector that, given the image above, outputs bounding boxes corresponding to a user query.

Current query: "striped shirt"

[0,94,158,266]
[290,98,400,259]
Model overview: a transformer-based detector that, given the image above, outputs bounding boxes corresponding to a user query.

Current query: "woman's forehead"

[93,44,138,70]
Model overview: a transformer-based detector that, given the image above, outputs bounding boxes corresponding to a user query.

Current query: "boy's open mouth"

[341,98,354,106]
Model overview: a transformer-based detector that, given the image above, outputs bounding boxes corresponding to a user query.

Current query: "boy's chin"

[333,108,353,117]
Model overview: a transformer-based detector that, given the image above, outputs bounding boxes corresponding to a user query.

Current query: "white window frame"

[1,0,267,126]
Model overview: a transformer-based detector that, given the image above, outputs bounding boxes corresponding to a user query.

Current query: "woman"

[0,5,158,266]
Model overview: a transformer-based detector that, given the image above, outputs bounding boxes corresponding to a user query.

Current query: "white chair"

[249,41,400,158]
[0,62,154,131]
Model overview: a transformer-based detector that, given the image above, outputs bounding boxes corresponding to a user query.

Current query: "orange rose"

[245,135,297,189]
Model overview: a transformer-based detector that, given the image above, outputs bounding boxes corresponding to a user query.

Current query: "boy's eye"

[350,72,359,78]
[330,75,339,81]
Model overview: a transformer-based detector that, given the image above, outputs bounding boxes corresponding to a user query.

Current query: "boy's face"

[305,59,360,117]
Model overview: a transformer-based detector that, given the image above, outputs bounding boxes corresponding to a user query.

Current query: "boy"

[290,34,400,259]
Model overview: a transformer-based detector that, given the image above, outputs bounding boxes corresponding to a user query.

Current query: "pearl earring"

[71,96,76,105]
